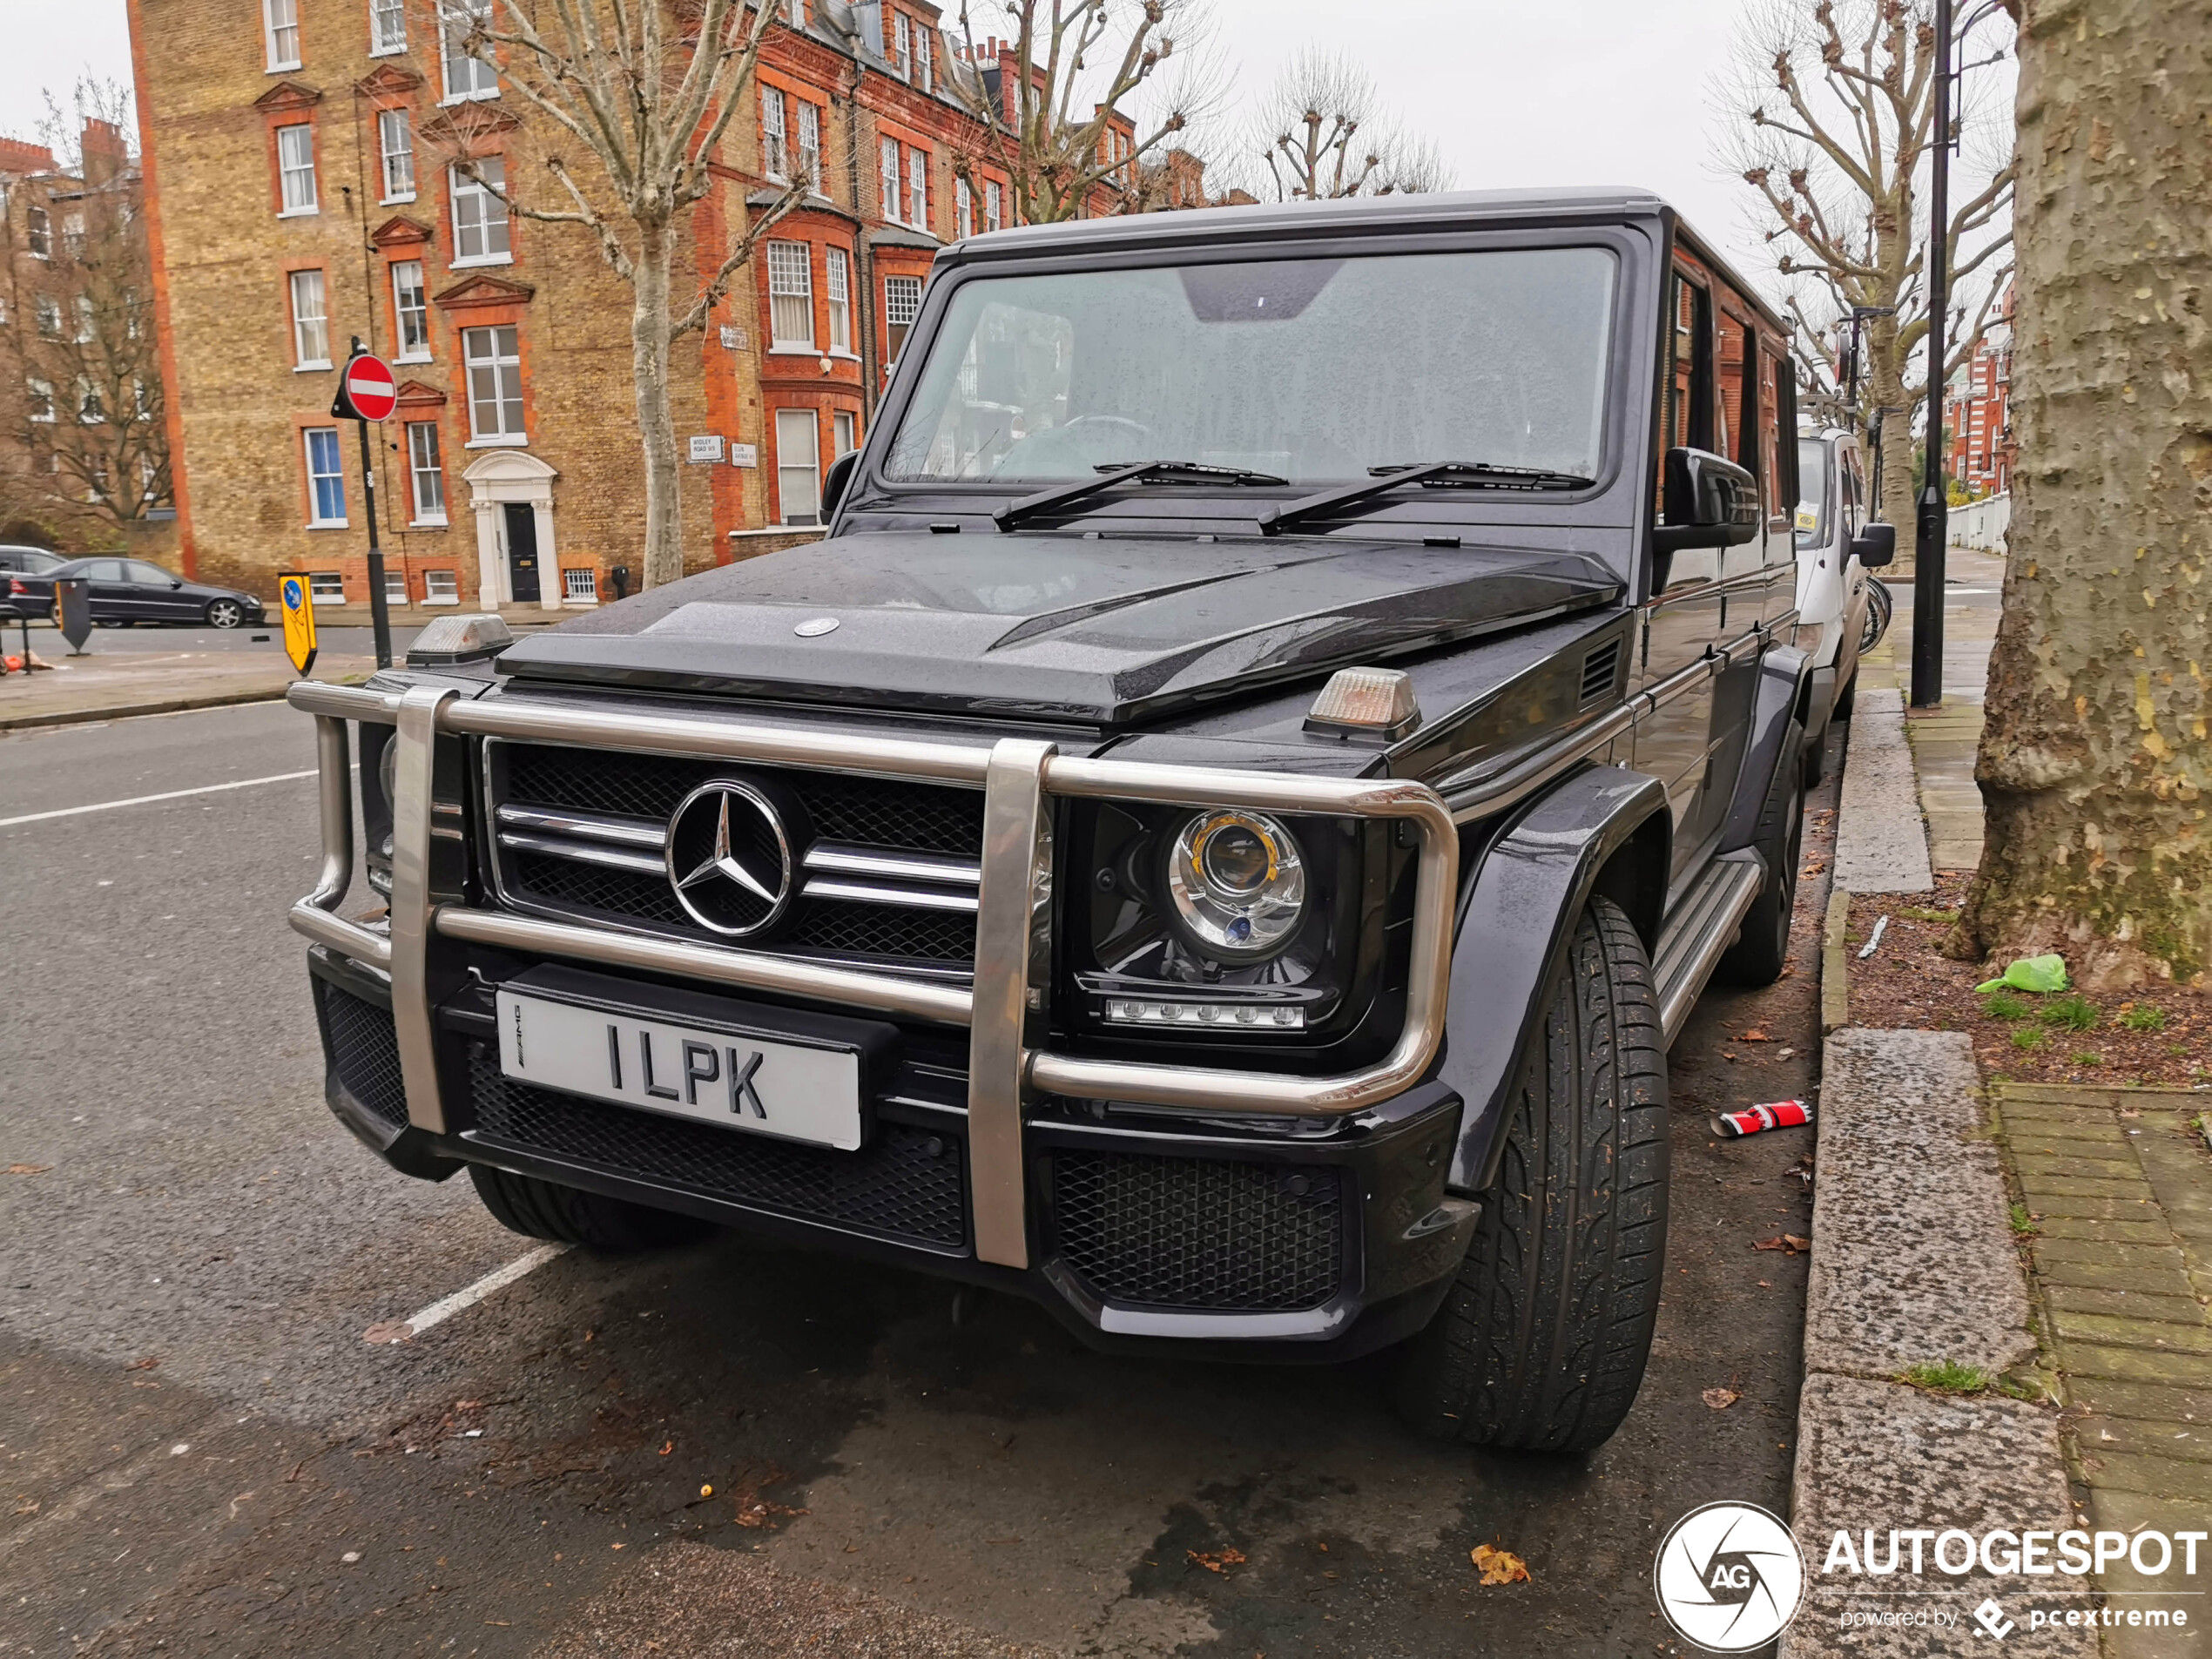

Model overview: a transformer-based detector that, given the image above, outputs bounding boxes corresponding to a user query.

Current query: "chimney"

[81,118,129,171]
[0,137,57,176]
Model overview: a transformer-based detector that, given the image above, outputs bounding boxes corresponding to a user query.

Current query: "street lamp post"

[1911,0,1954,709]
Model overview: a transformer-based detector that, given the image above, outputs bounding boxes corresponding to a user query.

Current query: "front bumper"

[287,678,1475,1359]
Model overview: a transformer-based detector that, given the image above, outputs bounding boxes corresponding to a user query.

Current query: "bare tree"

[3,78,169,543]
[1723,0,2014,529]
[946,0,1215,224]
[1952,0,2210,990]
[443,0,806,588]
[1244,50,1455,202]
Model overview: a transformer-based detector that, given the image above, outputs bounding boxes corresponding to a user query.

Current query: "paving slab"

[1780,1374,2096,1658]
[1804,1029,2036,1378]
[1831,687,1936,894]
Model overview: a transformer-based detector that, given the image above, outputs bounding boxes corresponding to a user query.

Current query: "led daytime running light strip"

[1105,998,1305,1028]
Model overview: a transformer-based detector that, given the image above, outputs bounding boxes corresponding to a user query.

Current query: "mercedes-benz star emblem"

[664,779,793,936]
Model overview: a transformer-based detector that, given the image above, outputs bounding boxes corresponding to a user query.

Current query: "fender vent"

[1579,639,1623,707]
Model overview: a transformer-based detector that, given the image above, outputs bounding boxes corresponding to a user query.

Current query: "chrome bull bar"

[287,679,1459,1270]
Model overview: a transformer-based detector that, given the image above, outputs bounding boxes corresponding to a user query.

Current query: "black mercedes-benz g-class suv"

[291,187,1810,1454]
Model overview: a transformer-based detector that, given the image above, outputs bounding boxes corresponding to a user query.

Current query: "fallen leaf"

[1752,1236,1793,1253]
[1471,1544,1530,1586]
[125,1356,160,1372]
[361,1320,415,1345]
[1723,1052,1739,1062]
[1188,1548,1247,1575]
[1777,1047,1797,1061]
[1757,1280,1771,1288]
[6,1164,51,1176]
[659,1440,674,1456]
[1741,1028,1772,1042]
[1784,1233,1811,1251]
[1703,1387,1740,1410]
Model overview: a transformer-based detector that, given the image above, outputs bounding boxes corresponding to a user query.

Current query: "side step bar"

[1650,849,1766,1048]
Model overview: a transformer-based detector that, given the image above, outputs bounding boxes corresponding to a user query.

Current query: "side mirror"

[820,450,858,520]
[1652,447,1762,555]
[170,578,184,589]
[1851,523,1897,568]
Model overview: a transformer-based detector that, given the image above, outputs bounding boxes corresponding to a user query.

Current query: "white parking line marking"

[0,769,318,827]
[366,1244,571,1345]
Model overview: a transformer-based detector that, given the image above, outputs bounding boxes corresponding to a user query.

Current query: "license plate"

[495,988,863,1150]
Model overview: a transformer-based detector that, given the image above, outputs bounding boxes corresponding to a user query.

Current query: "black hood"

[498,531,1622,725]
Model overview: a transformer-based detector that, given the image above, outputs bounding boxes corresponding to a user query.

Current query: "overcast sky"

[5,0,1800,299]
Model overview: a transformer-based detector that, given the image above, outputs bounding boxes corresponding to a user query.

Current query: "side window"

[1656,268,1715,519]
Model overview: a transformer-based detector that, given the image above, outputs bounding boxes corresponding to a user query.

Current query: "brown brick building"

[126,0,1211,614]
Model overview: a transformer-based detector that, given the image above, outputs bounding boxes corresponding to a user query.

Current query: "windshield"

[1795,437,1830,547]
[883,249,1619,487]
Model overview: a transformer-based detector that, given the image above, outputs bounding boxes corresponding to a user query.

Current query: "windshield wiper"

[1256,460,1595,538]
[994,460,1288,532]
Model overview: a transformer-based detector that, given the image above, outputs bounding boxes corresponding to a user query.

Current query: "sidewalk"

[0,648,376,731]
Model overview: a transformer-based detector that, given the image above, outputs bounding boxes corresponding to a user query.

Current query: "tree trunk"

[1865,329,1919,534]
[1953,0,2211,991]
[632,222,685,590]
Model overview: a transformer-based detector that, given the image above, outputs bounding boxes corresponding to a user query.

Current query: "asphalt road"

[0,702,1843,1657]
[10,619,435,658]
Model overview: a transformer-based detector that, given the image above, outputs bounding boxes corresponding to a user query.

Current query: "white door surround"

[462,448,560,610]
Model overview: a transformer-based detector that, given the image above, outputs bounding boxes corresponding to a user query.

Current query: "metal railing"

[287,678,1459,1271]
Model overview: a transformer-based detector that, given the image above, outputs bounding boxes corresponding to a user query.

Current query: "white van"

[1792,427,1896,783]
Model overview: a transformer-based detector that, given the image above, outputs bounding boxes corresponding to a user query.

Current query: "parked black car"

[9,556,265,628]
[287,187,1811,1454]
[0,546,69,619]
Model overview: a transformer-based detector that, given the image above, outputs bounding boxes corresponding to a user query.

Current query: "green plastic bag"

[1975,954,2069,995]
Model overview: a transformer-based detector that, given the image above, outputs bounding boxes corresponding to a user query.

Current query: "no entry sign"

[333,351,397,422]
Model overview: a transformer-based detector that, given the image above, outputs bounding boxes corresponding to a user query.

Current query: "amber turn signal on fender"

[1304,665,1420,741]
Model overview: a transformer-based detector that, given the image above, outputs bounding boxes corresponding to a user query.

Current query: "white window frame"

[392,260,431,361]
[879,136,900,221]
[304,427,347,527]
[760,86,787,181]
[73,295,96,344]
[307,570,347,603]
[28,378,54,422]
[984,179,1002,233]
[378,108,416,201]
[370,0,407,54]
[289,269,331,369]
[955,177,972,239]
[795,98,820,189]
[893,11,911,78]
[833,408,856,457]
[440,0,499,103]
[422,569,460,604]
[563,566,598,604]
[78,378,105,424]
[277,124,318,216]
[766,239,814,351]
[462,323,525,444]
[449,159,510,266]
[914,24,932,92]
[62,213,85,258]
[35,294,62,339]
[774,407,820,526]
[883,273,921,363]
[265,0,301,71]
[25,206,51,260]
[407,420,447,523]
[825,246,851,354]
[906,145,927,231]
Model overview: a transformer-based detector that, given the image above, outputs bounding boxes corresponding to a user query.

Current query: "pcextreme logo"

[1654,1501,1807,1652]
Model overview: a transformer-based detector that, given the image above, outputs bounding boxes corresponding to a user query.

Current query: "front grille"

[316,979,409,1129]
[1050,1151,1345,1312]
[492,741,982,967]
[462,1049,968,1249]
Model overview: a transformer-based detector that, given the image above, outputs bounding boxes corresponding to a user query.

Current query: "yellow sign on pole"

[279,573,318,676]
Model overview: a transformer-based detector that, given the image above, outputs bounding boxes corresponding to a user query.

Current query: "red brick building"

[1945,280,2014,499]
[125,0,1213,614]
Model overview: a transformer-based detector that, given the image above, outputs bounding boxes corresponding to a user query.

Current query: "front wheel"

[1392,895,1669,1453]
[205,597,245,628]
[469,1163,715,1252]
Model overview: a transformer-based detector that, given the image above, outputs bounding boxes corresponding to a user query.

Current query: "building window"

[383,568,408,604]
[880,136,899,220]
[760,86,786,180]
[392,260,430,359]
[441,0,498,100]
[407,420,446,522]
[28,379,54,421]
[906,146,927,230]
[74,296,95,343]
[26,206,51,259]
[833,408,856,456]
[825,246,851,354]
[78,378,104,423]
[795,99,820,188]
[378,109,415,200]
[893,11,911,77]
[955,177,973,239]
[62,213,86,258]
[371,0,406,52]
[462,323,524,441]
[308,571,347,603]
[775,408,819,525]
[36,295,61,339]
[304,427,347,525]
[277,124,318,214]
[984,179,1001,233]
[767,240,813,348]
[563,566,597,603]
[422,569,459,604]
[289,269,330,368]
[265,0,301,70]
[450,159,510,263]
[914,24,932,92]
[884,273,921,361]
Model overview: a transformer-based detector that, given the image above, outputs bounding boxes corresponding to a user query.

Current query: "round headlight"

[1165,811,1305,958]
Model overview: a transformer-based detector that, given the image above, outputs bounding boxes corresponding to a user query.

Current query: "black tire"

[205,597,245,628]
[1832,669,1858,723]
[1717,720,1805,987]
[1392,896,1669,1453]
[468,1163,715,1251]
